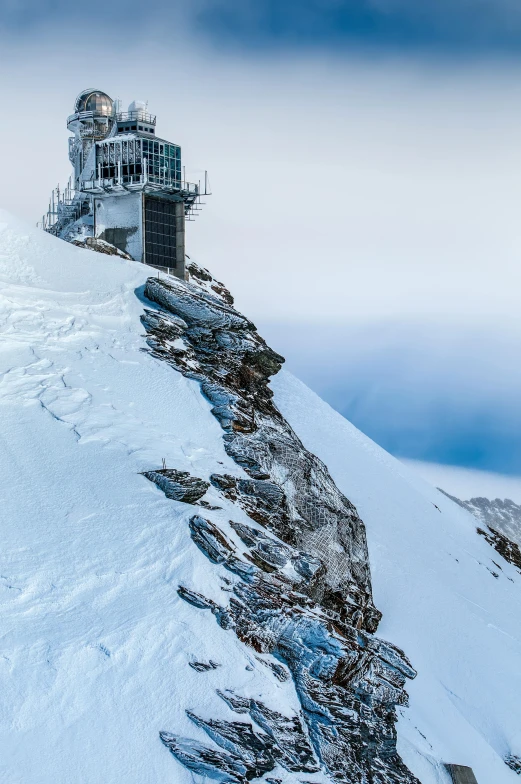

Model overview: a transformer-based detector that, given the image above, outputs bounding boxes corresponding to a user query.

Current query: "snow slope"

[272,374,521,784]
[0,214,303,783]
[1,211,520,783]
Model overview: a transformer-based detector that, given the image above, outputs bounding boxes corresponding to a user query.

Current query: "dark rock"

[187,260,235,305]
[159,732,250,782]
[476,526,521,571]
[198,500,222,510]
[189,660,220,672]
[186,711,275,777]
[255,657,289,682]
[506,754,521,774]
[142,468,209,504]
[72,236,133,259]
[217,690,320,774]
[140,268,418,782]
[177,515,418,783]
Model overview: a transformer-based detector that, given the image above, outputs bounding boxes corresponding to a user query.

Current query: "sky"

[1,3,521,477]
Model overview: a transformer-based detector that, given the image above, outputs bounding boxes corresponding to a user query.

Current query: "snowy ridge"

[441,491,521,550]
[0,212,520,784]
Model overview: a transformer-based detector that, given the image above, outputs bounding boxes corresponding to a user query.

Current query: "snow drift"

[0,211,520,784]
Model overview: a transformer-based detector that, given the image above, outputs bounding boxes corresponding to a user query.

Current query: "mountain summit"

[1,212,520,783]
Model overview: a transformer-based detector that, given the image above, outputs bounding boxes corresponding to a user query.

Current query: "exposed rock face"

[142,272,379,634]
[142,468,210,503]
[139,265,419,783]
[174,515,417,783]
[72,236,133,259]
[441,491,521,570]
[506,755,521,774]
[161,687,319,781]
[186,260,234,304]
[189,660,220,672]
[476,526,521,571]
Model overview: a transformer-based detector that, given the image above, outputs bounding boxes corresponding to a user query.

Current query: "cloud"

[3,0,521,56]
[262,320,521,474]
[197,0,521,55]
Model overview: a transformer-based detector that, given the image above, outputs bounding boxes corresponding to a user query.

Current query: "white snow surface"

[0,211,520,784]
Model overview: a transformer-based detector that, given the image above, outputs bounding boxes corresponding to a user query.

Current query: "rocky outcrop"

[161,687,319,781]
[186,260,234,304]
[476,526,521,571]
[173,515,417,783]
[141,271,379,634]
[139,264,419,783]
[506,755,521,774]
[142,468,209,503]
[189,660,220,672]
[72,236,133,259]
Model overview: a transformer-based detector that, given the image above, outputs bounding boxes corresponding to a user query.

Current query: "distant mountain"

[441,494,521,547]
[440,491,521,571]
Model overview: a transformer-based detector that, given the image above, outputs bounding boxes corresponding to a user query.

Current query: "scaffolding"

[38,177,90,234]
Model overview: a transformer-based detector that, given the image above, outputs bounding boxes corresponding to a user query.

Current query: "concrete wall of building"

[175,200,186,280]
[94,193,143,261]
[79,141,96,186]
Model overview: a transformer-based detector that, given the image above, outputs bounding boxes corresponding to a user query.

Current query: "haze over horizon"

[2,3,521,477]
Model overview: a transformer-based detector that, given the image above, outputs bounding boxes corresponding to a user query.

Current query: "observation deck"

[80,172,201,215]
[116,111,156,126]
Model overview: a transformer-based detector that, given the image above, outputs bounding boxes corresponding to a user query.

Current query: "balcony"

[116,111,156,125]
[80,173,200,211]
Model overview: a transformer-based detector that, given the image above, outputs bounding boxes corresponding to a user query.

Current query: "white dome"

[128,100,147,114]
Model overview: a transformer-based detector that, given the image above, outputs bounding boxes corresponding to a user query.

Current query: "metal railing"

[67,110,114,125]
[83,163,199,196]
[116,111,156,125]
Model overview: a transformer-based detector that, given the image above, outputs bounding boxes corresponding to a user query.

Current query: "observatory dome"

[74,89,114,116]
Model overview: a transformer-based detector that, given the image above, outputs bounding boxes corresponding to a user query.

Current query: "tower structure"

[42,88,206,279]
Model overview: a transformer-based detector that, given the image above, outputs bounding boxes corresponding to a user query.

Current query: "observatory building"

[42,88,207,279]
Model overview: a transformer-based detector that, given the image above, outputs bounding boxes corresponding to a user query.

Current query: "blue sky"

[1,3,521,477]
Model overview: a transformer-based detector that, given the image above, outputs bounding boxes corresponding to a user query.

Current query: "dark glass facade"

[96,138,181,187]
[98,139,142,182]
[142,139,181,186]
[144,197,178,268]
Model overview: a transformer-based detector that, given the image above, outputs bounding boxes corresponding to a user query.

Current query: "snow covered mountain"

[1,211,520,784]
[441,492,521,549]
